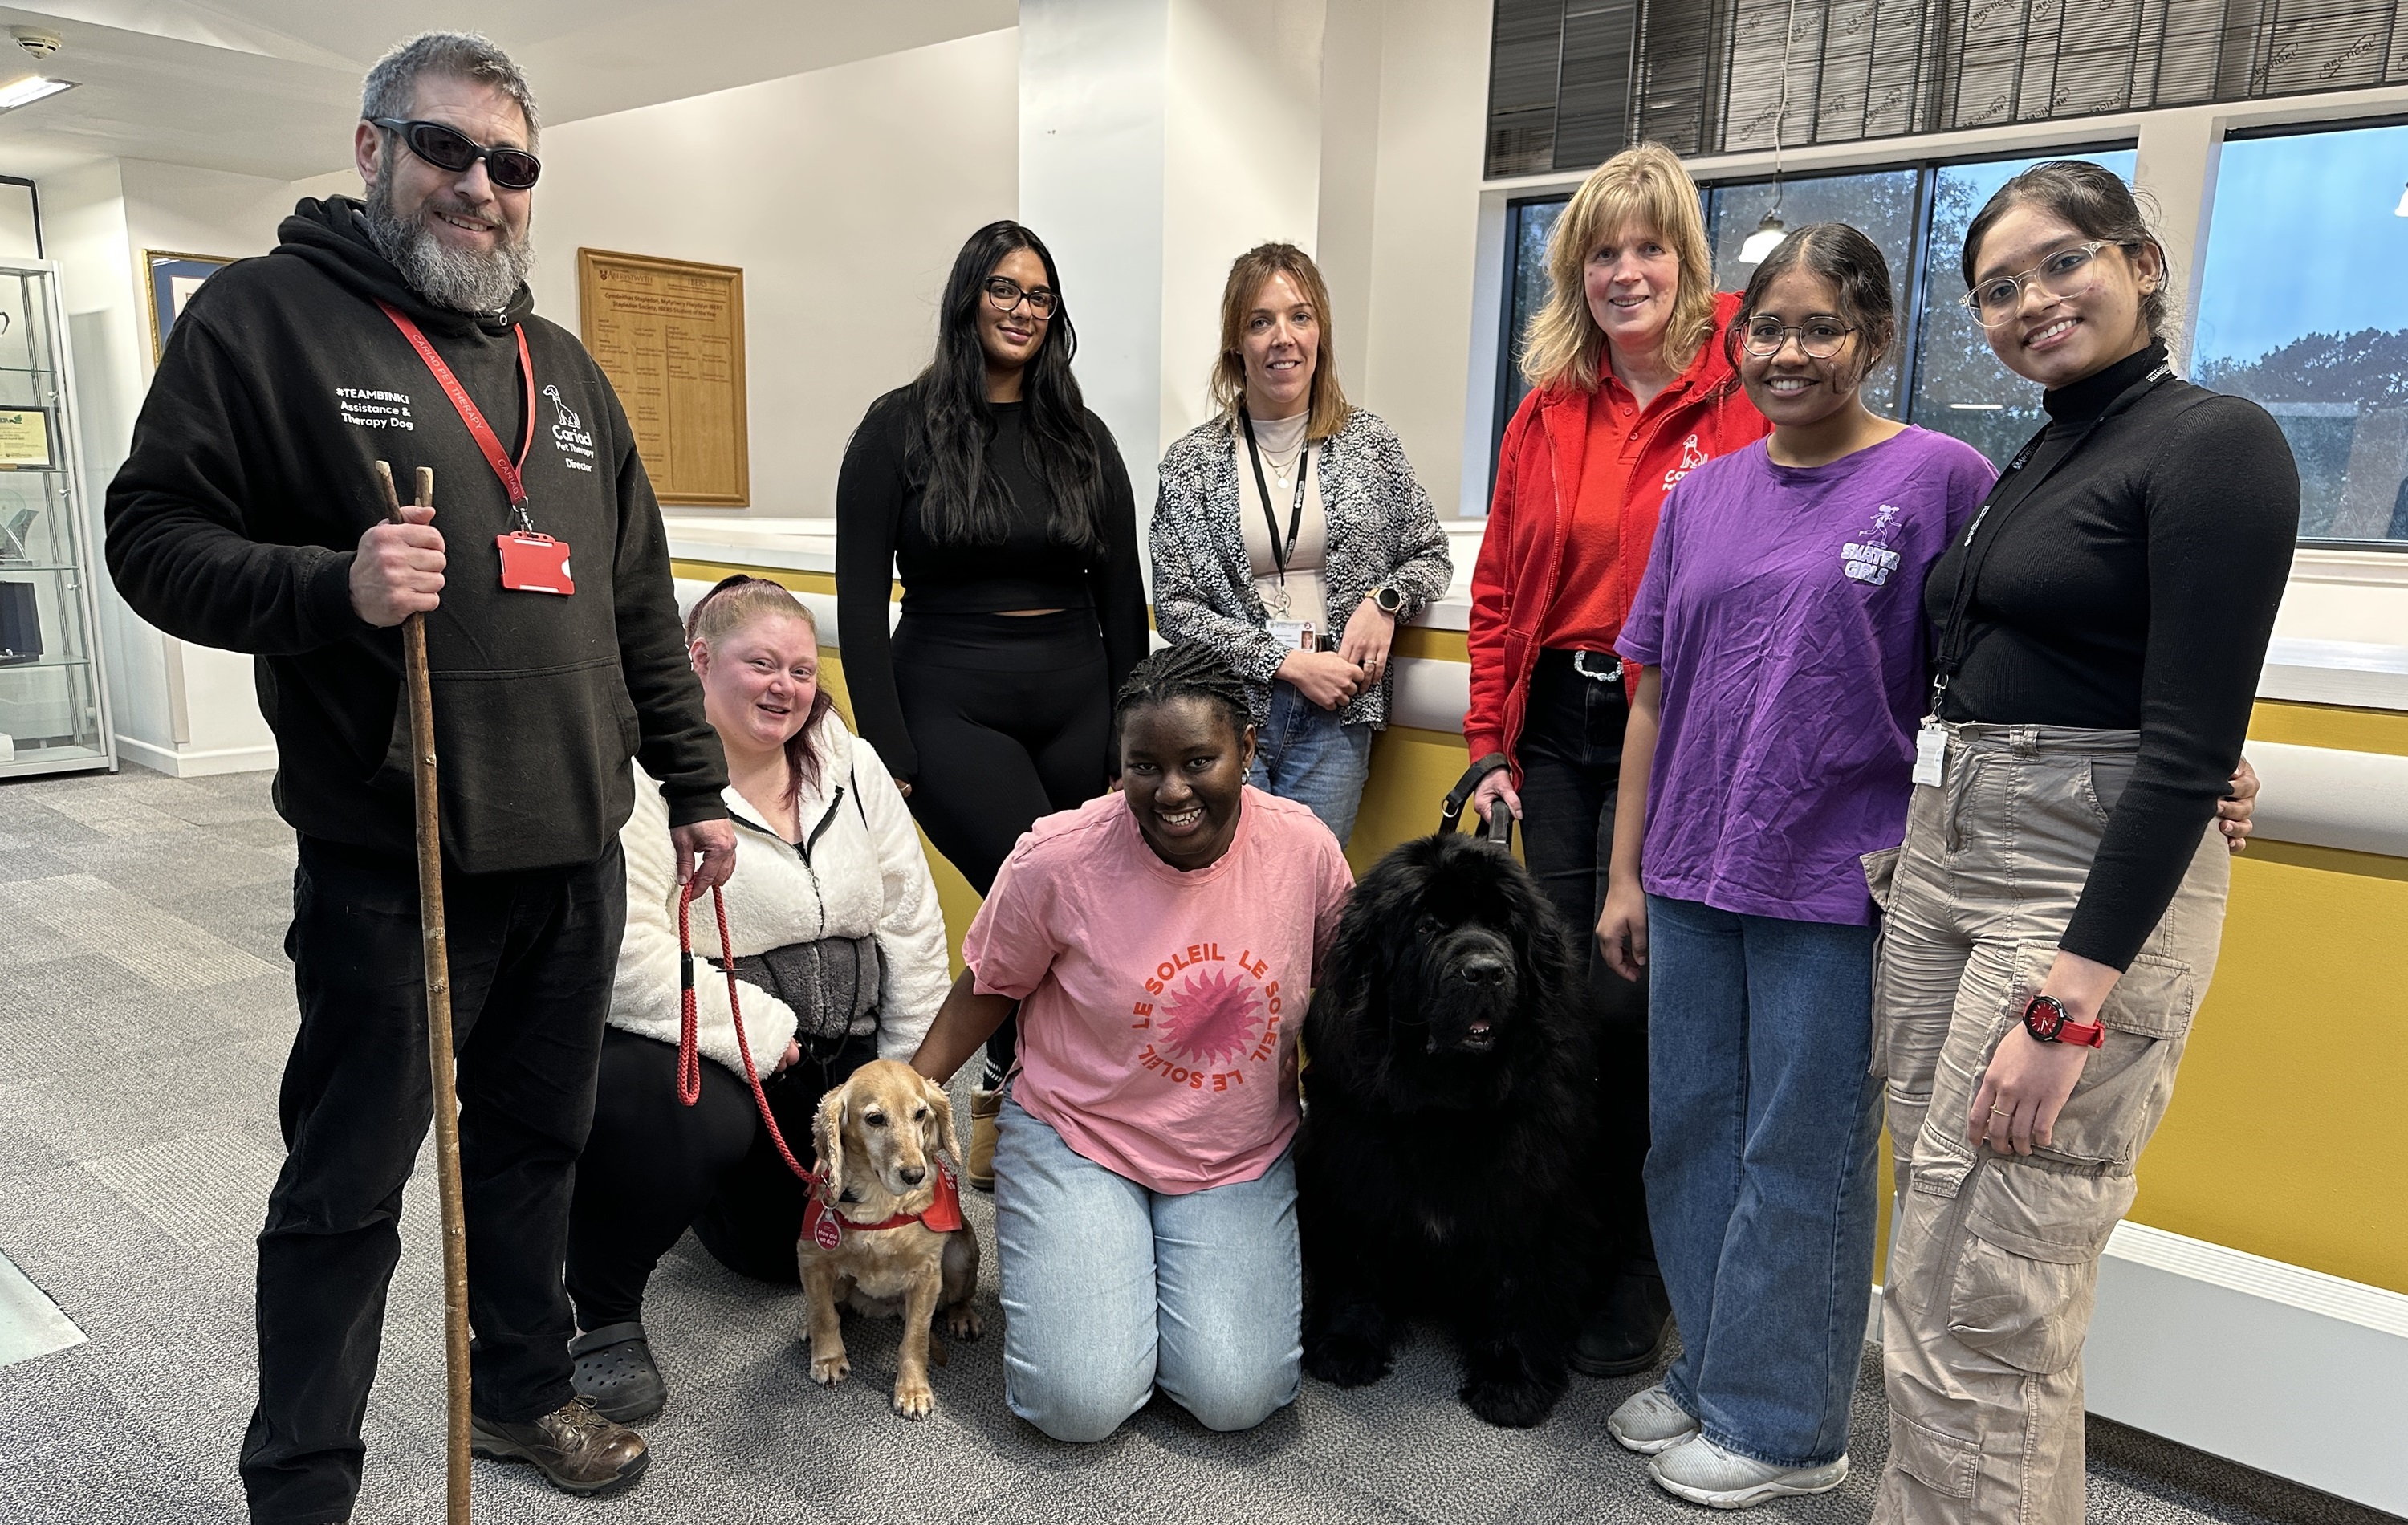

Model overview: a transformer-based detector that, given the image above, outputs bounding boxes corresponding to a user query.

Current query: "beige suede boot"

[966,1085,1002,1191]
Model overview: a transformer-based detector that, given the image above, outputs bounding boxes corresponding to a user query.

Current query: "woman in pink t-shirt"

[912,644,1354,1442]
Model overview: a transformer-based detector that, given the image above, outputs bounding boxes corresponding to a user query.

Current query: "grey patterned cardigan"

[1149,408,1453,729]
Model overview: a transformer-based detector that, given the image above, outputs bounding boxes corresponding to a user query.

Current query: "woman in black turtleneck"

[836,222,1147,1181]
[1869,163,2297,1525]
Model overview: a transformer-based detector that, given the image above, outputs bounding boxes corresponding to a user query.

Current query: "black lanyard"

[1930,360,2172,714]
[1239,403,1310,582]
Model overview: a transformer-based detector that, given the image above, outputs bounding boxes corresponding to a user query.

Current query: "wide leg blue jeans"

[1643,893,1881,1470]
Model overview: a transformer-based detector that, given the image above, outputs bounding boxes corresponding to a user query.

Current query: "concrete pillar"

[1019,0,1328,540]
[2133,104,2223,373]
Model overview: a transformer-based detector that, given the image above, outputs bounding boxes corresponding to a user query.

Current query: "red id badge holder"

[497,522,574,596]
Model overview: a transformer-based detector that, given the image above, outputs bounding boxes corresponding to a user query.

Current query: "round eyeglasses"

[1961,240,2117,328]
[1740,318,1857,360]
[370,118,541,191]
[983,276,1059,317]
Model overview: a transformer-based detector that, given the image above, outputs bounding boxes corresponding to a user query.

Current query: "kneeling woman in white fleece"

[565,575,951,1423]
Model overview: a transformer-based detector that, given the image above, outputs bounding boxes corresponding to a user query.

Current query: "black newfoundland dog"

[1298,829,1601,1428]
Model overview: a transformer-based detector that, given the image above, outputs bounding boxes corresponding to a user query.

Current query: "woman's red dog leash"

[677,880,822,1187]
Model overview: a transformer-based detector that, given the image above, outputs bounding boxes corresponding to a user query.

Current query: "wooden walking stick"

[373,460,472,1525]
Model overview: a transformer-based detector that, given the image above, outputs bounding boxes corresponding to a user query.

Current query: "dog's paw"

[945,1303,985,1341]
[1304,1330,1393,1389]
[808,1349,851,1387]
[1459,1372,1562,1429]
[893,1377,934,1419]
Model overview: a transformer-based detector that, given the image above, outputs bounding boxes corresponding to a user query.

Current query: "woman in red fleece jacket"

[1466,142,1768,1377]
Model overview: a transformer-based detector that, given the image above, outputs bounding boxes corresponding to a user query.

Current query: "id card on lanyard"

[1239,402,1311,636]
[377,300,574,596]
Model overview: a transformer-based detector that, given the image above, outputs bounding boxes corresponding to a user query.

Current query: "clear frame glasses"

[1741,317,1857,360]
[982,275,1059,317]
[1960,240,2118,328]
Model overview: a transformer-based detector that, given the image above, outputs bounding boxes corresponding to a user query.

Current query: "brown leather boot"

[469,1395,649,1496]
[966,1084,1002,1191]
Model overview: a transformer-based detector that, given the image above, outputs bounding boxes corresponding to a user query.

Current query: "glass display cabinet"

[0,259,111,777]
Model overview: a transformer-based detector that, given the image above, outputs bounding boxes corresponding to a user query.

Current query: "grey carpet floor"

[0,765,2395,1524]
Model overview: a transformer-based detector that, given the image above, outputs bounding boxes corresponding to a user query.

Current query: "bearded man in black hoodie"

[104,32,734,1523]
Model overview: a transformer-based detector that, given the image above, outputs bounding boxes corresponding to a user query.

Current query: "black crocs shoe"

[1570,1271,1673,1377]
[569,1322,666,1425]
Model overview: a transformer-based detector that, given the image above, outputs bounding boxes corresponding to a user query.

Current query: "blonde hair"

[1209,242,1352,442]
[1519,143,1719,394]
[685,573,818,649]
[685,575,832,803]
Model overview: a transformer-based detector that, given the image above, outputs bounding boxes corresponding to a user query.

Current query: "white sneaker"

[1649,1434,1849,1509]
[1607,1384,1700,1455]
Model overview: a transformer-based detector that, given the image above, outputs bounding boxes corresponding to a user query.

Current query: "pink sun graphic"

[1158,966,1262,1065]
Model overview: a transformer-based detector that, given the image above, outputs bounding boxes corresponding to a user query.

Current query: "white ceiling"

[0,0,1019,181]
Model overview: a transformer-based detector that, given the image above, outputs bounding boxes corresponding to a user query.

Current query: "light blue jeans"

[1642,894,1883,1470]
[1248,680,1374,846]
[994,1091,1301,1442]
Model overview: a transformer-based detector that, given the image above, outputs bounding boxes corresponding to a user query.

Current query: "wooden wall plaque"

[577,249,749,506]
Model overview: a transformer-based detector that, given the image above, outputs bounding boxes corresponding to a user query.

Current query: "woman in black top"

[836,222,1148,1172]
[1869,162,2297,1524]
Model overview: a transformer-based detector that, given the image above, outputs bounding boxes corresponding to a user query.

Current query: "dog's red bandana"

[802,1160,965,1249]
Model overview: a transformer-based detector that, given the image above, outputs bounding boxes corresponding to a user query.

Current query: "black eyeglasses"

[371,117,542,191]
[1741,317,1858,360]
[983,276,1059,317]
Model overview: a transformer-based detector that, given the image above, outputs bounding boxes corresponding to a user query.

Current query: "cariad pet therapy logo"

[543,384,597,473]
[1129,941,1285,1092]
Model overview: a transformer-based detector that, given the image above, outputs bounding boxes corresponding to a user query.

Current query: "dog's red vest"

[801,1160,965,1250]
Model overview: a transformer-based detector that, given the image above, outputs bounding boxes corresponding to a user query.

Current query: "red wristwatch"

[2022,994,2105,1048]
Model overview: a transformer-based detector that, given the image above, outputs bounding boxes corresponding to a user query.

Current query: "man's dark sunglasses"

[370,117,542,190]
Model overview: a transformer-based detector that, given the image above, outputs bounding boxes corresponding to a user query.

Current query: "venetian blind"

[1487,0,2408,177]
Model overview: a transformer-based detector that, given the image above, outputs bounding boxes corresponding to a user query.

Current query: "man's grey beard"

[364,176,535,315]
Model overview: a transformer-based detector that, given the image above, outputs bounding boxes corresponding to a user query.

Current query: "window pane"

[1499,197,1567,436]
[1705,169,1922,418]
[2194,124,2408,544]
[1906,150,2137,468]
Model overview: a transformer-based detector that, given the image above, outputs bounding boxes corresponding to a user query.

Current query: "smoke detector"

[10,29,62,62]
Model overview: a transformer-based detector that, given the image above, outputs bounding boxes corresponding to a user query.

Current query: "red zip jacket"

[1466,292,1767,774]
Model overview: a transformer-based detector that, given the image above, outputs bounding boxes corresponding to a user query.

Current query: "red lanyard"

[377,299,537,531]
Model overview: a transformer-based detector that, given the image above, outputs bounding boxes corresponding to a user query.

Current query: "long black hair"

[906,220,1106,551]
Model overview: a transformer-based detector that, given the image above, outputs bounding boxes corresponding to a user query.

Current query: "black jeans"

[895,608,1110,1080]
[242,836,624,1525]
[566,1026,877,1325]
[1515,649,1655,1277]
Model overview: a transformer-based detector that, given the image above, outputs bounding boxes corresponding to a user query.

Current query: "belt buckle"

[1571,650,1623,684]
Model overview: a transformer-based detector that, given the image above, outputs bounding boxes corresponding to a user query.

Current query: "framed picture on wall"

[144,250,235,362]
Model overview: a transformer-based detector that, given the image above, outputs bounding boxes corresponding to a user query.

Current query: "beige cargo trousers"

[1866,722,2230,1524]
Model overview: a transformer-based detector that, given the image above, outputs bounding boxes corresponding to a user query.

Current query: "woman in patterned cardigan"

[1149,243,1453,846]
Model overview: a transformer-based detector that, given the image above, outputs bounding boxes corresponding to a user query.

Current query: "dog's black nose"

[900,1165,927,1186]
[1457,956,1508,986]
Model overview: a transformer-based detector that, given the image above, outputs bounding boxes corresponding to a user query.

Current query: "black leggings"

[1515,649,1653,1277]
[565,1027,876,1328]
[894,608,1111,1078]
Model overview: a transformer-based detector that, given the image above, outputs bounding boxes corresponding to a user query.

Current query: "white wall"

[44,157,301,775]
[1157,0,1327,449]
[1352,0,1493,517]
[1023,0,1480,524]
[525,28,1021,518]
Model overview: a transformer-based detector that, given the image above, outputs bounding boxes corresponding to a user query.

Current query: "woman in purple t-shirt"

[1594,226,1998,1507]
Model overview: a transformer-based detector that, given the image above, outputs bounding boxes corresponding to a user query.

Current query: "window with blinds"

[1487,0,2408,177]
